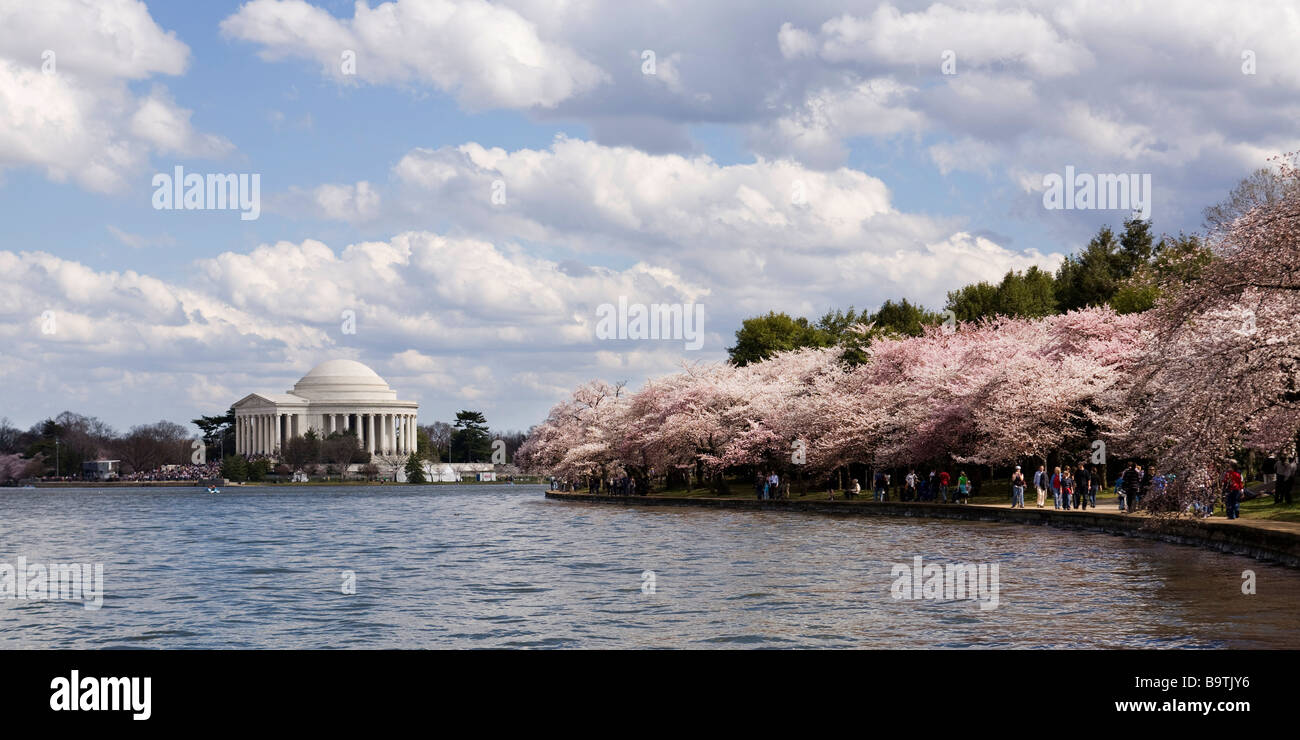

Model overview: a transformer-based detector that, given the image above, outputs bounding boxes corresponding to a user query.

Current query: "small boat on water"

[206,486,220,494]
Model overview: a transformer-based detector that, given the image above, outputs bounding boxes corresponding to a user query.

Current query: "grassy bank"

[635,476,1300,521]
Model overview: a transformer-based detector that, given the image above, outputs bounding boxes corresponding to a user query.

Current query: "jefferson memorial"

[233,360,418,458]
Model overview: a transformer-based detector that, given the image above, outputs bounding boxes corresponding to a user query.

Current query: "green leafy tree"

[1110,232,1213,314]
[416,428,435,461]
[947,267,1057,321]
[246,457,272,482]
[404,454,426,483]
[1054,225,1123,311]
[1115,217,1155,278]
[221,454,248,482]
[450,411,493,462]
[870,298,943,337]
[728,312,834,366]
[192,407,235,459]
[946,280,1001,322]
[1054,219,1155,312]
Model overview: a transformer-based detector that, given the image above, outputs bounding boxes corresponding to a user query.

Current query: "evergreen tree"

[450,411,493,462]
[1054,225,1122,311]
[404,453,426,483]
[728,311,834,366]
[221,454,248,482]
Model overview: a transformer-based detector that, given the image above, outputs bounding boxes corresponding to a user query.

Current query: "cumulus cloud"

[307,136,1062,310]
[0,0,231,192]
[313,181,382,222]
[0,233,712,429]
[219,0,608,109]
[219,0,1300,223]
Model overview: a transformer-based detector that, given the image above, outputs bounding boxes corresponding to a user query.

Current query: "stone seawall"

[545,491,1300,568]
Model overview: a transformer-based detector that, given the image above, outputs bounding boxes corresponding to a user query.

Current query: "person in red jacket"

[1222,461,1245,519]
[938,470,951,503]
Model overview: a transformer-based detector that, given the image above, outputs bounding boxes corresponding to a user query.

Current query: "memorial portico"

[232,360,419,458]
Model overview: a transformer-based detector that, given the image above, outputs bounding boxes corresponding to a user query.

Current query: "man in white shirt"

[1033,465,1047,508]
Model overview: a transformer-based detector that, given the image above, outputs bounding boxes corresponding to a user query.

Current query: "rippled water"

[2,484,1298,648]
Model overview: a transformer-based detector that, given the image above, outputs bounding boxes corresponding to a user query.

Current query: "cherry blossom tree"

[521,308,1144,493]
[1133,155,1300,510]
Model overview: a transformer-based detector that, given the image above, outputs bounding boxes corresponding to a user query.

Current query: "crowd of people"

[1026,463,1108,511]
[755,472,785,500]
[120,461,223,482]
[806,454,1293,521]
[833,469,972,503]
[551,452,1298,522]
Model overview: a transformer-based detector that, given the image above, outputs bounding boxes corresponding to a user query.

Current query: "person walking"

[1088,465,1101,508]
[1263,454,1278,486]
[1050,466,1063,509]
[1062,469,1075,510]
[1150,467,1167,501]
[1135,465,1150,511]
[1120,462,1140,513]
[1223,461,1245,519]
[1074,463,1091,510]
[1277,457,1296,505]
[1011,466,1026,508]
[938,470,950,503]
[768,472,780,500]
[1033,465,1047,508]
[956,471,971,504]
[874,470,887,502]
[905,469,918,502]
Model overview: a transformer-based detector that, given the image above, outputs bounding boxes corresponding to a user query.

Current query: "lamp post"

[54,437,60,479]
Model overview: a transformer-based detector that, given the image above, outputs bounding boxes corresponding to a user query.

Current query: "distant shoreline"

[10,479,539,489]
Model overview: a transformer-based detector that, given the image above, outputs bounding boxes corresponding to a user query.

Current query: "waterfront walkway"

[973,498,1300,536]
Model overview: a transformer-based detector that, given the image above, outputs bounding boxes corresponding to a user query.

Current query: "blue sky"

[2,0,1296,435]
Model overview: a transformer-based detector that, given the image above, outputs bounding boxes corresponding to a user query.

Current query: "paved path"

[971,497,1300,536]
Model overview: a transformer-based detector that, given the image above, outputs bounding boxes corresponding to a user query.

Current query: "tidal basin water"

[3,484,1299,648]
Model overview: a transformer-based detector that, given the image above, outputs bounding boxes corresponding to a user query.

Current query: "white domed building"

[233,360,418,459]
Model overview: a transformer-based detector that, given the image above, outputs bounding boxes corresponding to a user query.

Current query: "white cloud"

[0,0,229,191]
[312,136,1062,313]
[313,181,382,222]
[220,0,608,109]
[808,3,1094,77]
